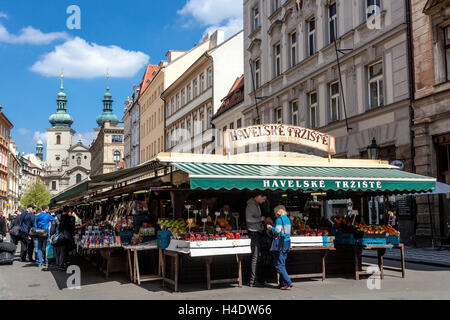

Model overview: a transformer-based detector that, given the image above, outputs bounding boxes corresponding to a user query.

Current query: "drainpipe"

[405,0,416,174]
[205,53,215,154]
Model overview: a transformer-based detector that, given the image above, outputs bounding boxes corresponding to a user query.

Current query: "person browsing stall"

[267,205,293,290]
[245,192,268,288]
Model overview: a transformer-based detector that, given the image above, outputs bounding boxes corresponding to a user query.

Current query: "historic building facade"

[163,30,244,154]
[42,78,91,195]
[243,0,417,239]
[90,84,124,176]
[411,0,450,245]
[0,106,13,212]
[7,142,20,213]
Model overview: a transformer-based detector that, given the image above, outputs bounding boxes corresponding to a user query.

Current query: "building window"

[254,58,261,88]
[291,101,299,126]
[170,98,175,115]
[366,0,381,19]
[237,118,242,128]
[187,84,192,102]
[308,17,316,57]
[181,89,186,106]
[207,68,213,88]
[76,174,82,184]
[187,117,192,137]
[56,156,60,161]
[207,108,212,129]
[272,0,280,13]
[77,157,81,166]
[200,112,205,132]
[193,114,198,135]
[253,6,260,31]
[56,135,61,145]
[275,107,283,124]
[290,31,297,67]
[112,135,123,143]
[445,26,450,82]
[229,122,234,130]
[368,61,384,109]
[328,2,338,43]
[273,43,281,78]
[309,92,318,129]
[51,181,56,190]
[193,79,198,97]
[200,73,205,93]
[223,125,227,132]
[176,93,180,111]
[329,82,340,122]
[113,151,121,162]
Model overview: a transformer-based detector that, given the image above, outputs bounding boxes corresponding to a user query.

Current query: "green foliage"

[20,180,52,209]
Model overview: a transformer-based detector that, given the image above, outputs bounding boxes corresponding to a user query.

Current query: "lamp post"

[367,138,380,224]
[367,137,380,160]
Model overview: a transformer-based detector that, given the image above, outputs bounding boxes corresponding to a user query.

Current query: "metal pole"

[427,194,435,248]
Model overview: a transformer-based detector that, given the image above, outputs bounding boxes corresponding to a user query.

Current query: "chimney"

[210,29,225,48]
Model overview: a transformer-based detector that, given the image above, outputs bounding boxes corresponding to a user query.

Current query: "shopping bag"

[46,242,56,260]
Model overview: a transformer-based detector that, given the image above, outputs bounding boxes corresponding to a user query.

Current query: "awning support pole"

[427,194,435,249]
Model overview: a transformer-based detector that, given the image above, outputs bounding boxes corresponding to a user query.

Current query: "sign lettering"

[224,124,336,154]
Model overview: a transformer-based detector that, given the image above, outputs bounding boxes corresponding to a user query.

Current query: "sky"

[0,0,243,156]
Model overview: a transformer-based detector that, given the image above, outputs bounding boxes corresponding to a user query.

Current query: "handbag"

[270,217,287,252]
[9,225,21,237]
[50,232,66,246]
[29,227,48,239]
[46,242,56,260]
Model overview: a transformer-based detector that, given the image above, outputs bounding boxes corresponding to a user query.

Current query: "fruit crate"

[291,236,325,247]
[355,238,387,246]
[386,235,400,245]
[354,231,387,239]
[323,236,335,246]
[335,233,354,244]
[157,230,172,249]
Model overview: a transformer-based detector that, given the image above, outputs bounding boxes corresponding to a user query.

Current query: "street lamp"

[367,137,380,160]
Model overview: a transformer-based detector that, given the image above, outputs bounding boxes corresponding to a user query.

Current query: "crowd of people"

[0,205,76,271]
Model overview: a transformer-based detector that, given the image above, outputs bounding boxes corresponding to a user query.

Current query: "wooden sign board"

[224,124,336,155]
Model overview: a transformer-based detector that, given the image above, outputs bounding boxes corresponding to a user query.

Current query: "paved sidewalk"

[363,246,450,267]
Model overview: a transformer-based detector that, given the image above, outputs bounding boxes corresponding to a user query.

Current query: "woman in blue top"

[267,205,292,290]
[34,206,54,267]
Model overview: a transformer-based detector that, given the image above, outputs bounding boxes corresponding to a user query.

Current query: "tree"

[20,180,52,209]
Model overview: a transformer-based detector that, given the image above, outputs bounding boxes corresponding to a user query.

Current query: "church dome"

[96,112,119,127]
[49,110,74,128]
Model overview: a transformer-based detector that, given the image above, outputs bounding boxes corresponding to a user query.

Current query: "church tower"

[46,73,75,170]
[96,74,119,128]
[36,139,44,163]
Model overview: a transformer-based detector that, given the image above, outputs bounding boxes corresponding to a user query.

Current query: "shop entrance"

[435,133,450,243]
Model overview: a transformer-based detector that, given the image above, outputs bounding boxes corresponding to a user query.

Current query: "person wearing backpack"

[267,205,293,290]
[53,207,75,271]
[19,205,36,262]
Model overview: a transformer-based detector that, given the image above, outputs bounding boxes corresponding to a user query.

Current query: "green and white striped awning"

[173,162,436,193]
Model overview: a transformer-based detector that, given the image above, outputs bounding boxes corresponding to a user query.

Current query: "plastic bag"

[46,242,56,259]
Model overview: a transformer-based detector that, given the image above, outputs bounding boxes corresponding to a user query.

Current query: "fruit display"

[158,218,187,235]
[295,228,329,237]
[216,218,232,232]
[179,232,248,242]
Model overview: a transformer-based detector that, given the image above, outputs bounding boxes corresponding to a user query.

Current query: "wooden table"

[204,254,244,290]
[123,244,163,285]
[382,243,406,278]
[288,246,335,281]
[351,244,394,280]
[162,250,247,292]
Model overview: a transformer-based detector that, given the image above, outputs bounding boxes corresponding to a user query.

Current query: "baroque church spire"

[49,72,74,128]
[96,73,119,127]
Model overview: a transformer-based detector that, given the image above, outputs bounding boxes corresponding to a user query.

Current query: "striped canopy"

[173,162,436,193]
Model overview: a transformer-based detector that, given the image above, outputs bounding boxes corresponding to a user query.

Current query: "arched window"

[56,135,61,145]
[113,151,121,162]
[76,174,82,184]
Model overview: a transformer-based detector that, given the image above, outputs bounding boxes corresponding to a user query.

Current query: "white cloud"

[0,23,69,45]
[0,12,8,19]
[33,131,47,143]
[18,128,30,135]
[30,37,149,79]
[178,0,243,39]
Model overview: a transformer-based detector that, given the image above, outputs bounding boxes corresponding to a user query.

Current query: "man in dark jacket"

[54,207,75,271]
[19,205,36,262]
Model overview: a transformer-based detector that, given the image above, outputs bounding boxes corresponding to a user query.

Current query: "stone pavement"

[362,246,450,267]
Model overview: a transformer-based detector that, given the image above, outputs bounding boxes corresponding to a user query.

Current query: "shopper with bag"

[0,211,7,242]
[32,205,54,268]
[9,211,21,246]
[267,205,292,290]
[18,205,36,262]
[52,207,75,271]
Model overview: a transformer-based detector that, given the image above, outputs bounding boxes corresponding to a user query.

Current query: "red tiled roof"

[215,75,244,118]
[140,64,160,94]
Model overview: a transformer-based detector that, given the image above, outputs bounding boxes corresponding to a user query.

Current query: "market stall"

[50,124,437,290]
